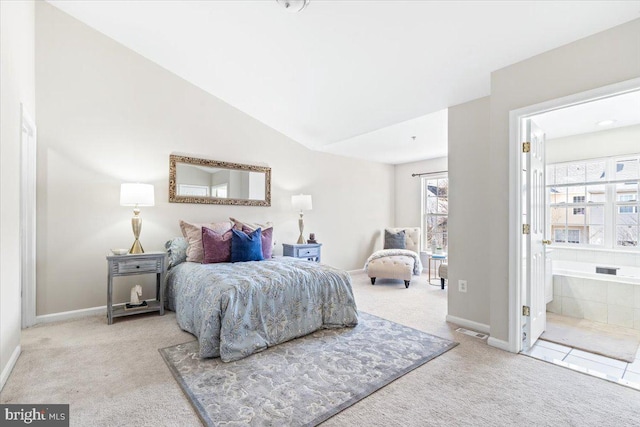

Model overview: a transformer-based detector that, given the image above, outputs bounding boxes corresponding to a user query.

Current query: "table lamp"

[120,183,155,254]
[291,194,312,244]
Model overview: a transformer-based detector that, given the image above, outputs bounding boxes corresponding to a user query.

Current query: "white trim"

[507,77,640,355]
[487,337,511,352]
[507,106,522,354]
[445,315,490,334]
[20,104,37,328]
[0,345,21,391]
[36,305,106,325]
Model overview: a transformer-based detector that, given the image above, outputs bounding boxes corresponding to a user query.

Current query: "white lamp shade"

[291,194,312,211]
[120,183,155,207]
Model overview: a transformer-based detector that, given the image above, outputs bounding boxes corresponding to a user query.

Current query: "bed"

[165,238,359,362]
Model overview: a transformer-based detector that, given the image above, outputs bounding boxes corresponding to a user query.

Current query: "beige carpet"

[541,312,640,363]
[1,271,639,426]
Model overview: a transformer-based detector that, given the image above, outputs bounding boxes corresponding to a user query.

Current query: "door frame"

[20,104,37,328]
[507,77,640,353]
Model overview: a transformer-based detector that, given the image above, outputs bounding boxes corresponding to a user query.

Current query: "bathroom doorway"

[509,79,640,388]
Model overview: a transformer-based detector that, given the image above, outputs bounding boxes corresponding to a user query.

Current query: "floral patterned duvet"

[165,257,358,362]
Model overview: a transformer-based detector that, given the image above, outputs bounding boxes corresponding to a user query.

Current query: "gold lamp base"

[129,239,144,254]
[297,212,306,244]
[129,207,145,254]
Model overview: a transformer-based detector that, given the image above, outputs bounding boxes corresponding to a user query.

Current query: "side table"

[427,252,447,287]
[282,243,322,262]
[106,252,166,325]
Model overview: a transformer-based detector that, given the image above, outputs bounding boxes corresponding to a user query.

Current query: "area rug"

[541,313,640,363]
[159,312,458,426]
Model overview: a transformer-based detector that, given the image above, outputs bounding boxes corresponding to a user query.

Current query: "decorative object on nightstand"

[291,194,312,244]
[120,183,155,254]
[106,252,166,324]
[282,243,322,263]
[125,284,148,310]
[307,233,317,244]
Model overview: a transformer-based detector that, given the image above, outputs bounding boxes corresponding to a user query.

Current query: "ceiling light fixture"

[277,0,310,13]
[596,119,616,126]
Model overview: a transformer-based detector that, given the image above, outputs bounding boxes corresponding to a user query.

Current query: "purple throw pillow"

[202,227,232,263]
[242,225,273,259]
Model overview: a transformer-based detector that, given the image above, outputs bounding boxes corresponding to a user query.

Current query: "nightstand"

[106,252,166,325]
[282,243,322,263]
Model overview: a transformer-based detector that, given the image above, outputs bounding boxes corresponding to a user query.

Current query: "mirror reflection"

[169,155,271,206]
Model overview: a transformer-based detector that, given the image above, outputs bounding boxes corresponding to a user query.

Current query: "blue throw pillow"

[231,228,264,262]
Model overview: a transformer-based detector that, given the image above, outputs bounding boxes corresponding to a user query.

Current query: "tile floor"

[524,339,640,391]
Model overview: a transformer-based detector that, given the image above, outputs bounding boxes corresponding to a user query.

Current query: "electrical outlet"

[458,280,467,293]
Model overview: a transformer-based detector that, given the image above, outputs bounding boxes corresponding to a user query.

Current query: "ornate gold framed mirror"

[169,154,271,206]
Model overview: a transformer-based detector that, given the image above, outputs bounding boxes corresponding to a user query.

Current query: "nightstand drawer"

[298,247,319,257]
[113,259,160,274]
[282,243,322,263]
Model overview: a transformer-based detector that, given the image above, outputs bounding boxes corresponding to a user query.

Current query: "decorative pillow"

[242,225,273,259]
[384,229,406,249]
[230,217,273,231]
[231,228,264,263]
[179,220,232,263]
[202,227,233,264]
[165,237,188,269]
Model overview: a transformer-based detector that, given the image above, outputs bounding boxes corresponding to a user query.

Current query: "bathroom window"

[548,155,640,249]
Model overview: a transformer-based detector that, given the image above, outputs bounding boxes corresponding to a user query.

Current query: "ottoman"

[367,255,415,288]
[438,263,448,290]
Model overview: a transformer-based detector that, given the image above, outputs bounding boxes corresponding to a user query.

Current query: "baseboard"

[36,305,106,325]
[35,298,162,325]
[445,315,490,334]
[0,344,21,391]
[487,337,512,352]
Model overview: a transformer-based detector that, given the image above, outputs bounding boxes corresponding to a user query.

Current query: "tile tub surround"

[549,274,640,330]
[548,247,640,268]
[547,252,640,330]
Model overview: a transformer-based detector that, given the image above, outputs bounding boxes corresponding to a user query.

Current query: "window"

[177,184,210,197]
[619,206,638,214]
[567,229,581,244]
[422,175,448,250]
[572,196,585,215]
[547,155,640,248]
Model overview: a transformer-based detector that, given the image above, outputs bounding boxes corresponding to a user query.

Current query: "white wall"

[35,2,394,315]
[488,18,640,343]
[546,124,640,163]
[447,97,491,328]
[394,157,447,232]
[0,0,35,388]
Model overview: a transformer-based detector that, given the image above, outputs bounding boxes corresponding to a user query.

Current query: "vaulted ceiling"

[47,1,640,164]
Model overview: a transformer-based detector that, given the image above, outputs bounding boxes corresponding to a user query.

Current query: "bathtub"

[549,260,640,330]
[553,260,640,285]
